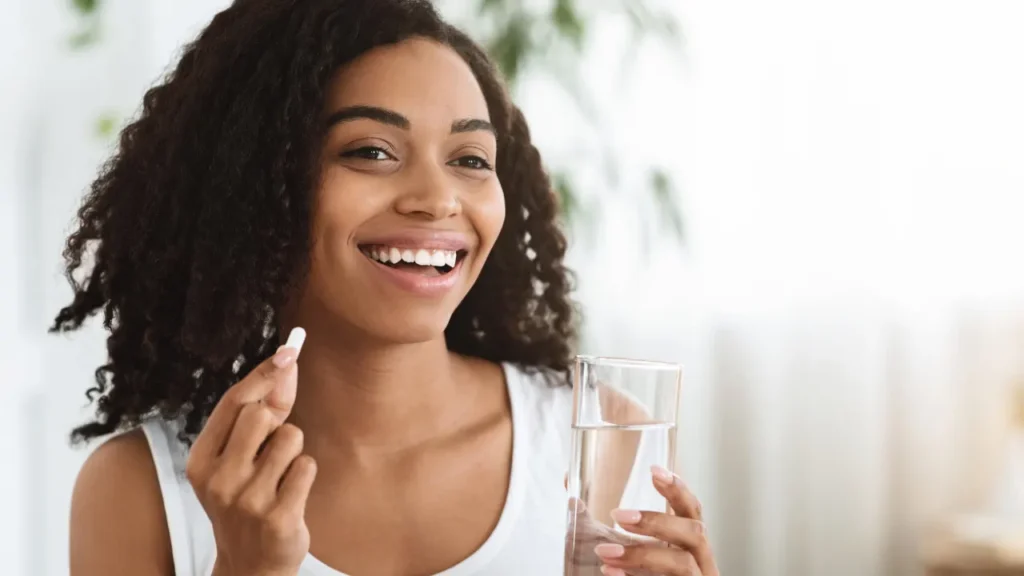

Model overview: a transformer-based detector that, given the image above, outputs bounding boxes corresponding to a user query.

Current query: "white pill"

[284,327,307,353]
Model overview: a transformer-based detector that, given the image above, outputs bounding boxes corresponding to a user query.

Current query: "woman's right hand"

[186,328,316,576]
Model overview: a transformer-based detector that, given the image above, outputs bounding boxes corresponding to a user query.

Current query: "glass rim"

[574,354,682,372]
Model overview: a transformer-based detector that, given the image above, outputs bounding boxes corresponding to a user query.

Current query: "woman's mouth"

[359,245,466,277]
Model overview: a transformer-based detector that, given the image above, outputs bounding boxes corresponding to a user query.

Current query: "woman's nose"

[393,162,461,220]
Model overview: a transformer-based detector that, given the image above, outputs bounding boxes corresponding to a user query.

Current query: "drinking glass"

[564,355,683,576]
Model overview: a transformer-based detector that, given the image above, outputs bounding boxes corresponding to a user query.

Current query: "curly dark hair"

[51,0,578,444]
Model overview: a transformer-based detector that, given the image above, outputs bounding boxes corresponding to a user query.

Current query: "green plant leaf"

[650,168,684,242]
[551,171,577,222]
[477,0,505,15]
[551,170,603,248]
[486,12,534,85]
[95,112,119,139]
[71,0,99,16]
[68,24,101,49]
[68,0,102,49]
[622,0,683,48]
[551,0,585,51]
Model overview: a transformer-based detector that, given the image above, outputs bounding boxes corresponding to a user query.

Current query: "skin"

[68,38,718,576]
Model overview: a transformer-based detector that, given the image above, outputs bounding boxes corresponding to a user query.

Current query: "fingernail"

[601,566,627,576]
[651,465,675,484]
[272,345,298,368]
[272,327,307,368]
[594,543,625,559]
[610,508,642,525]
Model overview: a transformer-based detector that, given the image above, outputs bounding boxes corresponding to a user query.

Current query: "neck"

[284,322,472,455]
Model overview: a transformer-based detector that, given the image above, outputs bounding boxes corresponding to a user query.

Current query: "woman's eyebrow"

[326,105,410,129]
[326,106,495,136]
[451,118,495,136]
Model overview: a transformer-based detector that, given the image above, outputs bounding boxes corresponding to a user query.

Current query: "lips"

[360,250,466,296]
[356,242,472,296]
[355,230,471,253]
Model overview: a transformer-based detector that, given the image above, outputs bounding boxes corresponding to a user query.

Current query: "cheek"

[467,182,506,253]
[311,171,390,268]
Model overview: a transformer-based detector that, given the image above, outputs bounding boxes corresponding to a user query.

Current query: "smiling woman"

[306,38,507,344]
[50,1,716,575]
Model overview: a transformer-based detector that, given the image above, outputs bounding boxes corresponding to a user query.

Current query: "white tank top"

[140,362,574,576]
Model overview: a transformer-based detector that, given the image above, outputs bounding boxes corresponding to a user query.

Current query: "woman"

[54,1,718,575]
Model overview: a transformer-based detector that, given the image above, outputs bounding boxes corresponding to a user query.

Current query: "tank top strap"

[140,418,213,576]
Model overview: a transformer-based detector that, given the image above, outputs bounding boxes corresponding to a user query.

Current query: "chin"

[356,309,454,344]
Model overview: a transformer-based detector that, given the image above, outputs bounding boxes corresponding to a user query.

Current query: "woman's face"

[305,38,505,343]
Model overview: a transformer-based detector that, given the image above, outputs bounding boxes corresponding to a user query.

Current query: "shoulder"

[504,362,571,403]
[70,429,174,576]
[503,362,574,433]
[597,384,652,423]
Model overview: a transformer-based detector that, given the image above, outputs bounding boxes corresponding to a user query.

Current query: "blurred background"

[3,0,1024,575]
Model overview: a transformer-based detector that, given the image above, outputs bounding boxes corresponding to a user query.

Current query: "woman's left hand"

[593,466,719,576]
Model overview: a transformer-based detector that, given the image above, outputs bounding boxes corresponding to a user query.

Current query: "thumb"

[263,327,305,418]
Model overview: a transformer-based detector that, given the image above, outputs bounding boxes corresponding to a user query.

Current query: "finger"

[598,567,658,576]
[248,424,305,497]
[651,466,702,521]
[190,327,306,464]
[263,327,307,413]
[567,498,643,544]
[221,402,280,469]
[567,499,646,568]
[595,543,701,576]
[610,509,714,569]
[275,454,317,512]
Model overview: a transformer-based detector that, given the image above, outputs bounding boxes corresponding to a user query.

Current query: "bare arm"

[588,385,652,524]
[70,429,174,576]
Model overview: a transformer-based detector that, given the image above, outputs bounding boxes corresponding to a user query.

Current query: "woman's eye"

[341,146,393,161]
[450,155,493,171]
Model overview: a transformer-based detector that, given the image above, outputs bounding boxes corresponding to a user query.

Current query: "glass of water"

[564,355,682,576]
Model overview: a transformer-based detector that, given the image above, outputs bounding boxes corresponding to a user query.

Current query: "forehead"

[325,38,491,123]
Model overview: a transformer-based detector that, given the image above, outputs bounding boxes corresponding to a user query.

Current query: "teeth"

[366,246,459,268]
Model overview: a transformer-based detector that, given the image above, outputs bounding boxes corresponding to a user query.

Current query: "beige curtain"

[703,307,1024,575]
